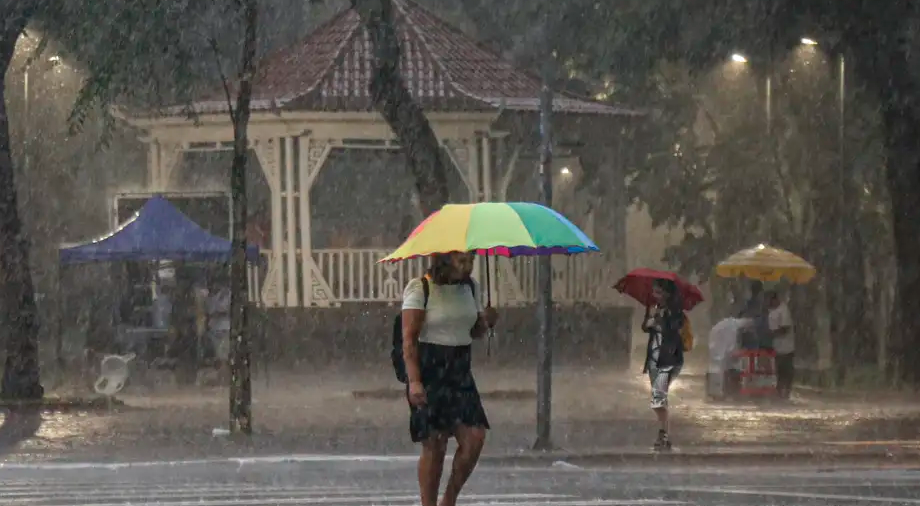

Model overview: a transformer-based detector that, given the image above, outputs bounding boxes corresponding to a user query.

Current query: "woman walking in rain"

[401,252,498,506]
[642,278,686,451]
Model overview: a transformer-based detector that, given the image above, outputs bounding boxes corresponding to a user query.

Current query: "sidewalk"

[4,365,920,464]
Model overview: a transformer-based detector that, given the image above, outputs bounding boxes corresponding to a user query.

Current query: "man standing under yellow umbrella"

[716,244,815,397]
[767,290,796,399]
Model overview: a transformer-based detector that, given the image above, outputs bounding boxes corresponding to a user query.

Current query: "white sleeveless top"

[401,278,481,347]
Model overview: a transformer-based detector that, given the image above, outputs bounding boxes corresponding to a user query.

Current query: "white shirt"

[768,303,795,354]
[401,277,481,347]
[208,288,231,331]
[151,292,171,330]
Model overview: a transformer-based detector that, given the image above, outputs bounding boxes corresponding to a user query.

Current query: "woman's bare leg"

[419,434,448,506]
[440,425,486,506]
[654,406,668,433]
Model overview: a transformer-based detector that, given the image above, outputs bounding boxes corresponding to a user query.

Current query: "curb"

[478,446,920,467]
[352,389,535,401]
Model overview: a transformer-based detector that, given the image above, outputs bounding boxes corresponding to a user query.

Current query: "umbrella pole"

[485,255,493,356]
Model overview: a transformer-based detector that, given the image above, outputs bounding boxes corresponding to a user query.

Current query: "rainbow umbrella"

[381,202,598,353]
[380,202,598,262]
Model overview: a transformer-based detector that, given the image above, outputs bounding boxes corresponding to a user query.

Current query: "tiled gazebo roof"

[185,0,636,116]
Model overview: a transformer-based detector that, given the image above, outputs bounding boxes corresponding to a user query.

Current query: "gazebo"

[119,0,640,313]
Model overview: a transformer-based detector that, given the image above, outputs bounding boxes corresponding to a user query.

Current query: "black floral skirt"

[408,342,490,443]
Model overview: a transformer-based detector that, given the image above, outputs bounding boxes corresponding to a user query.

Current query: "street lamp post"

[23,62,29,174]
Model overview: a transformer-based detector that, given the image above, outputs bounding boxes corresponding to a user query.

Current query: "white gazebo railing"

[255,248,611,307]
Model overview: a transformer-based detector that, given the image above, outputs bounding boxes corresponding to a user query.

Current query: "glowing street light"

[731,53,748,63]
[560,167,571,176]
[800,37,818,46]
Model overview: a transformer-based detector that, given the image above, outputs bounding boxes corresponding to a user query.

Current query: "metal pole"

[765,74,772,135]
[23,65,29,173]
[534,14,555,451]
[838,55,845,178]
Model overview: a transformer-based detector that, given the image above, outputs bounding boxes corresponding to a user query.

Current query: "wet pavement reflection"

[0,367,917,463]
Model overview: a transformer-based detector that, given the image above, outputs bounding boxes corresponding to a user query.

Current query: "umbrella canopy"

[716,244,816,284]
[614,268,704,311]
[380,202,598,262]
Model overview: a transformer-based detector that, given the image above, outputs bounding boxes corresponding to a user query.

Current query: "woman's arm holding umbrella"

[640,305,652,333]
[471,307,498,339]
[469,279,497,339]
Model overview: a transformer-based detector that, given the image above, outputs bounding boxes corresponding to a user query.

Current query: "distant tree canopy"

[415,0,911,382]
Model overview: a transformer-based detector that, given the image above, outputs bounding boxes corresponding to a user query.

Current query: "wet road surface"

[11,367,920,463]
[2,456,920,505]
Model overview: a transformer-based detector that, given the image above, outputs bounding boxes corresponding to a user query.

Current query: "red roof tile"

[188,0,637,116]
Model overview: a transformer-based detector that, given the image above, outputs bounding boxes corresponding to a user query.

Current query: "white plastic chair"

[94,352,137,396]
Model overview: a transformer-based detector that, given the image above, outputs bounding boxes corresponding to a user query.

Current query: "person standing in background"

[738,280,771,349]
[641,278,685,451]
[207,280,231,383]
[767,290,795,399]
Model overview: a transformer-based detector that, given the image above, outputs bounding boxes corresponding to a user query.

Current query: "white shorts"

[648,365,681,409]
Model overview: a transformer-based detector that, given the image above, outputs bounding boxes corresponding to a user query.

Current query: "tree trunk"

[228,0,257,435]
[352,0,450,215]
[838,182,873,368]
[864,42,920,386]
[0,20,43,400]
[881,110,920,386]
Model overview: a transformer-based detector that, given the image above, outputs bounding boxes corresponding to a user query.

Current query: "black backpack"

[391,276,475,383]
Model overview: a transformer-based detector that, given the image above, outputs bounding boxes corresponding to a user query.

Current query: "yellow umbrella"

[715,244,816,284]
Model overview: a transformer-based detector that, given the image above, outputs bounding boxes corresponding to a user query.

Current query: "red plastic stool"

[733,349,777,397]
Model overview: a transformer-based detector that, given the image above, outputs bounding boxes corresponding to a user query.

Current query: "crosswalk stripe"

[666,485,920,504]
[0,482,688,506]
[0,490,575,506]
[0,484,356,493]
[0,487,394,501]
[3,499,687,506]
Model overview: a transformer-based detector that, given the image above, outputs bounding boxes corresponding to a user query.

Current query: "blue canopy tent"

[56,196,265,384]
[59,195,260,264]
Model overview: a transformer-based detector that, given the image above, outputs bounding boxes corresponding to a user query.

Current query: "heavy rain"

[0,0,917,505]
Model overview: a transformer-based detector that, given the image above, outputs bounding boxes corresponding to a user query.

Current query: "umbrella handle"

[485,255,492,307]
[484,255,493,356]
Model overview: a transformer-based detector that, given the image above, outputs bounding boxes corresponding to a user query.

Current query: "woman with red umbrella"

[641,279,686,451]
[616,269,701,451]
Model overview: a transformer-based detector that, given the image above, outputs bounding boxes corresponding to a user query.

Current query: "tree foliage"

[416,0,910,380]
[0,0,222,398]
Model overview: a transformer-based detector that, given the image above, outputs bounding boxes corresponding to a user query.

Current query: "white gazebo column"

[444,137,483,288]
[496,139,525,306]
[481,133,493,202]
[254,138,284,307]
[468,137,481,202]
[283,137,299,306]
[147,140,184,191]
[442,138,475,201]
[299,137,334,307]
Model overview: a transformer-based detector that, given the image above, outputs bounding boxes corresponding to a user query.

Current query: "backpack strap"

[463,277,476,300]
[421,276,430,309]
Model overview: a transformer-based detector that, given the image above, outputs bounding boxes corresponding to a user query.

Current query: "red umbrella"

[614,268,704,310]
